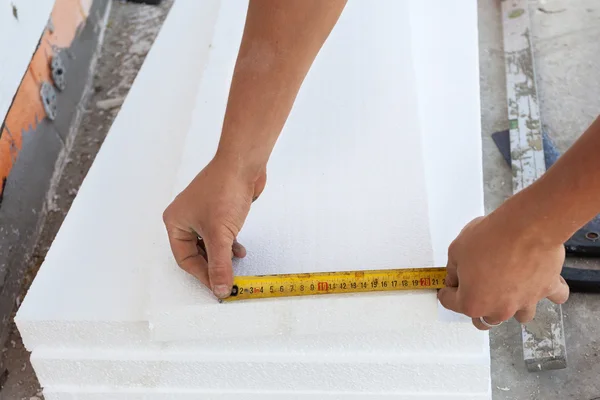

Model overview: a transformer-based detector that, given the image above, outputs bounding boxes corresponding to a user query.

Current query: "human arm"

[162,0,347,299]
[439,115,600,328]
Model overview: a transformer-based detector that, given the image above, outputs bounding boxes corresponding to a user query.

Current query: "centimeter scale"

[223,267,447,302]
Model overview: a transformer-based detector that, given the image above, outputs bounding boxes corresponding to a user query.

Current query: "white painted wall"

[0,0,54,125]
[16,0,490,398]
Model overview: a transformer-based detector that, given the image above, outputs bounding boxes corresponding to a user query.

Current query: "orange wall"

[0,0,93,197]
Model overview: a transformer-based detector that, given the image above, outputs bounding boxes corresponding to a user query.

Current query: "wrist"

[490,180,571,249]
[212,149,267,184]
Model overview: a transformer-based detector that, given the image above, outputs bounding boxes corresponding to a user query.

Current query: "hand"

[163,156,266,298]
[437,211,569,330]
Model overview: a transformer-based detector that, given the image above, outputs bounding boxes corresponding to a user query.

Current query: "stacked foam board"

[16,0,492,398]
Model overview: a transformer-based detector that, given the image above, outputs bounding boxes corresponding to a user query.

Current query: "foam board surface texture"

[32,353,490,391]
[16,0,490,398]
[148,0,472,343]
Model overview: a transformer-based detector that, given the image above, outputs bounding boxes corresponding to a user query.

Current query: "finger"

[547,276,570,304]
[472,317,491,331]
[437,287,462,313]
[166,226,210,286]
[204,231,235,299]
[472,317,487,331]
[472,315,507,331]
[232,240,247,258]
[514,304,537,324]
[444,237,460,287]
[472,309,515,331]
[444,258,458,288]
[459,216,484,234]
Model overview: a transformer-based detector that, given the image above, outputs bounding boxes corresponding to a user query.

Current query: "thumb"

[204,230,235,299]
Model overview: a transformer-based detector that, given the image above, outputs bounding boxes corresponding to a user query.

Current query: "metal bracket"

[51,50,66,91]
[40,81,57,121]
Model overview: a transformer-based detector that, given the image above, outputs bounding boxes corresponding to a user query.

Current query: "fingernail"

[213,285,231,299]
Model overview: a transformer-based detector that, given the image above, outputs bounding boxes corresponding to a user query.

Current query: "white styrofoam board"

[19,310,486,354]
[0,0,54,124]
[15,0,222,350]
[43,388,492,400]
[31,348,490,393]
[408,0,484,266]
[147,290,487,349]
[147,0,481,343]
[17,0,489,396]
[407,0,484,322]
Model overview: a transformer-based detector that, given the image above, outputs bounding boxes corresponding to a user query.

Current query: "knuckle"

[204,221,235,241]
[209,261,230,273]
[447,240,460,256]
[162,206,172,225]
[517,313,534,323]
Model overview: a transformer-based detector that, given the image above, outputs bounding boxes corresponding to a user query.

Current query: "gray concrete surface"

[0,1,173,399]
[479,0,600,399]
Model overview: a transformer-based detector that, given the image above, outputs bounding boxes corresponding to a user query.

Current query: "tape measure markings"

[223,267,447,302]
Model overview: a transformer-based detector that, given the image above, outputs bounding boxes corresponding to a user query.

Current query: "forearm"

[215,0,347,176]
[496,115,600,245]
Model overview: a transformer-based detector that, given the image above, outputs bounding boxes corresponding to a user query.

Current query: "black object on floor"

[561,266,600,293]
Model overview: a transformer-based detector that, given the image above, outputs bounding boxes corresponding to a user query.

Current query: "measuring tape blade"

[223,267,447,302]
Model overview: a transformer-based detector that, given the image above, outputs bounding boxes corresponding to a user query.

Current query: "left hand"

[437,213,569,330]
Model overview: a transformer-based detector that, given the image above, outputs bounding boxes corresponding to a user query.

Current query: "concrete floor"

[479,0,600,399]
[1,0,599,399]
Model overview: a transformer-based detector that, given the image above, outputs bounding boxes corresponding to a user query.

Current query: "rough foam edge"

[33,358,490,393]
[44,386,491,400]
[31,346,490,364]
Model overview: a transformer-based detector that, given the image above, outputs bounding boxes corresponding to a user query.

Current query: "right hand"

[162,155,266,299]
[438,210,569,329]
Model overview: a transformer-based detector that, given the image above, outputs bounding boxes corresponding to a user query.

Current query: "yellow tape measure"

[223,267,447,302]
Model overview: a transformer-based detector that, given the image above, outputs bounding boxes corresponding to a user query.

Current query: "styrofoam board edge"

[16,310,488,353]
[32,357,490,393]
[43,386,492,400]
[17,321,149,349]
[30,345,490,365]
